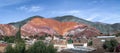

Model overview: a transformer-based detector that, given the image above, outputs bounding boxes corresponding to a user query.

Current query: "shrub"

[14,40,26,53]
[5,44,15,53]
[38,36,45,40]
[5,39,26,53]
[47,44,57,53]
[88,40,93,46]
[27,41,57,53]
[2,36,15,43]
[103,39,119,52]
[67,38,73,44]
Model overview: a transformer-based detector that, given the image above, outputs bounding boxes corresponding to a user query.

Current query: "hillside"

[0,15,100,37]
[53,15,120,34]
[1,15,119,36]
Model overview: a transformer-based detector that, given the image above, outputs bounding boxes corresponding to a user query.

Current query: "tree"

[5,44,15,53]
[5,25,26,53]
[103,39,119,52]
[47,44,57,53]
[14,40,26,53]
[10,25,25,42]
[67,38,73,44]
[5,39,26,53]
[2,36,15,43]
[16,25,22,40]
[27,41,47,53]
[88,40,93,46]
[27,41,57,53]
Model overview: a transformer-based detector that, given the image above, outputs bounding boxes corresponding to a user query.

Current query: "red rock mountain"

[0,24,17,36]
[21,17,100,37]
[0,16,100,37]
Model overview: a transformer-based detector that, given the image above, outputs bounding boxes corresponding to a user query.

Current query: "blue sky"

[0,0,120,24]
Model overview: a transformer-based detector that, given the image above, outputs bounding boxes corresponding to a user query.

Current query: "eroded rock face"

[21,17,100,37]
[0,16,100,37]
[67,26,100,38]
[0,24,17,36]
[21,18,60,36]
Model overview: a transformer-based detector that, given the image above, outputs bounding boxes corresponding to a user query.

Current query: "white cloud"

[89,0,105,5]
[51,10,81,16]
[28,6,43,12]
[50,9,120,24]
[67,10,81,14]
[19,6,27,10]
[98,14,120,23]
[92,1,98,4]
[0,0,29,7]
[86,14,100,21]
[99,18,109,22]
[18,5,44,12]
[50,9,99,21]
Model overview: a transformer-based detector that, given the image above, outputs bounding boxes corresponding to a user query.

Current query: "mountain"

[0,24,17,36]
[54,15,93,25]
[0,16,100,37]
[0,15,119,37]
[111,23,120,31]
[53,15,120,35]
[21,17,99,37]
[9,16,44,28]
